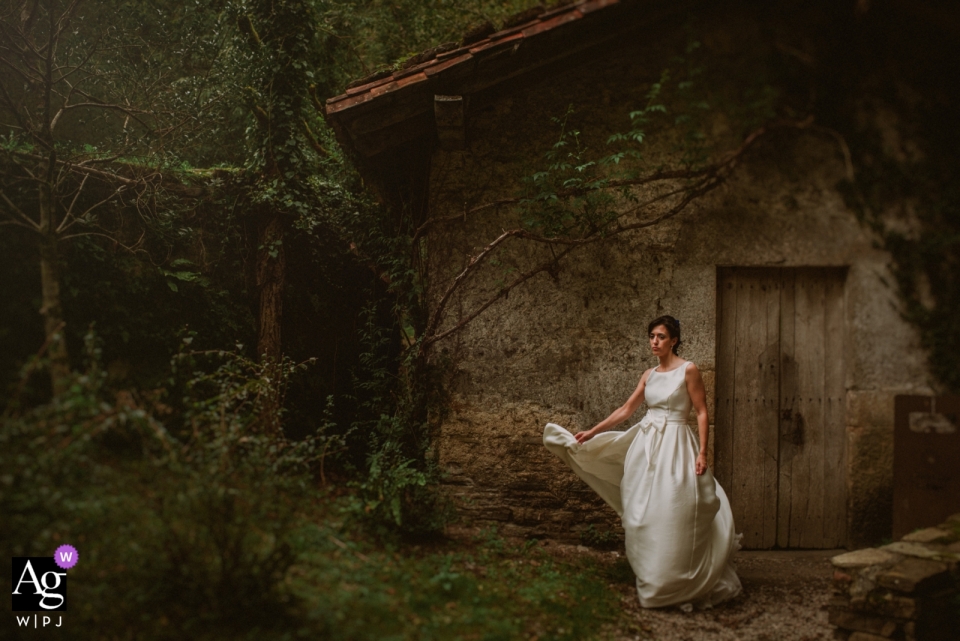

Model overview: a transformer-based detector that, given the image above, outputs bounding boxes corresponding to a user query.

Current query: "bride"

[543,315,742,609]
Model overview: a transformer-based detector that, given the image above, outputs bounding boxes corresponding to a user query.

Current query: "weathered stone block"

[833,548,898,568]
[833,569,854,593]
[828,609,898,636]
[830,594,852,608]
[901,527,952,545]
[881,541,946,560]
[876,558,949,593]
[847,425,894,547]
[851,592,918,619]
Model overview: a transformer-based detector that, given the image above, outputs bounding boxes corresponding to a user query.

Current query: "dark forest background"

[1,1,958,639]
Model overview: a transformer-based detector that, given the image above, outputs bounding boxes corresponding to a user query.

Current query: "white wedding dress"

[543,362,742,609]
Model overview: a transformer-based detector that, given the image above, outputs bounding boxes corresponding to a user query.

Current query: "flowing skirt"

[543,419,742,608]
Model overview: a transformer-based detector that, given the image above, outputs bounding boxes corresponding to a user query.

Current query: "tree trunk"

[38,177,69,395]
[256,213,285,362]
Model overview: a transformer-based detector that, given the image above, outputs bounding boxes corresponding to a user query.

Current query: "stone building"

[325,0,933,548]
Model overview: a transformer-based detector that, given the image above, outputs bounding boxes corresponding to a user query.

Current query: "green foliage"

[1,331,621,639]
[0,332,338,638]
[0,0,549,542]
[579,524,621,551]
[518,33,776,241]
[749,2,960,394]
[341,299,453,538]
[843,161,960,392]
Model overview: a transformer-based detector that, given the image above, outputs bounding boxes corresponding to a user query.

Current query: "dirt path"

[621,550,838,641]
[541,541,839,641]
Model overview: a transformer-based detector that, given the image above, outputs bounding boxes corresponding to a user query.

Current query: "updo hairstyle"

[647,315,682,355]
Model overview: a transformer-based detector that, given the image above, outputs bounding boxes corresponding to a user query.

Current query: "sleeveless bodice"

[642,362,692,427]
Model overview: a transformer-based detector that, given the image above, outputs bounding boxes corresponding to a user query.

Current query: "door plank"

[758,271,781,548]
[792,269,827,547]
[822,270,847,547]
[732,270,760,547]
[731,268,780,548]
[778,270,798,547]
[715,269,738,495]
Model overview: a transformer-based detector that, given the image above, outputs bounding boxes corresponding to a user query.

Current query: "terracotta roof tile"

[392,60,437,80]
[469,31,525,55]
[579,0,621,15]
[325,0,627,121]
[367,80,399,98]
[436,44,472,60]
[423,53,475,78]
[394,72,429,89]
[345,75,395,97]
[326,91,380,114]
[485,21,538,41]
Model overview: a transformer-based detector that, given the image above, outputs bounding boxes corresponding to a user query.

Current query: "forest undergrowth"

[1,332,628,640]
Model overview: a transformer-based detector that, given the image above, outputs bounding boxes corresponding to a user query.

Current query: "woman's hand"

[574,428,597,444]
[695,452,708,476]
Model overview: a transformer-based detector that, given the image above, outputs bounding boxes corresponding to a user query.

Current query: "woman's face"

[649,324,677,357]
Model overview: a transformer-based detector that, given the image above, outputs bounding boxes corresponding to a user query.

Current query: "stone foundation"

[829,514,960,641]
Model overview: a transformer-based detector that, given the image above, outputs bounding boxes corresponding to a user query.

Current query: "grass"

[284,511,629,641]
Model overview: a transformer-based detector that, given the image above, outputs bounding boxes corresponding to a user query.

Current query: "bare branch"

[414,118,817,244]
[58,185,126,234]
[77,154,120,166]
[60,229,146,255]
[11,148,158,188]
[424,228,521,340]
[421,177,719,350]
[810,124,855,183]
[416,118,828,350]
[423,244,578,349]
[0,74,36,136]
[412,167,711,242]
[0,190,41,230]
[0,218,39,231]
[59,171,90,228]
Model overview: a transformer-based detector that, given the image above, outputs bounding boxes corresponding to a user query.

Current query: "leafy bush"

[0,332,340,638]
[579,524,622,551]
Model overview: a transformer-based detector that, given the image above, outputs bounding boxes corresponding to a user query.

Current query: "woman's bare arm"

[685,362,710,475]
[575,369,652,444]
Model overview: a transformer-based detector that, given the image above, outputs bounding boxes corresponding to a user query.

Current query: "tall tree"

[230,0,328,362]
[0,0,226,393]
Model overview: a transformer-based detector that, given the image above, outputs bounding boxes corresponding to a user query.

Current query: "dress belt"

[638,412,688,434]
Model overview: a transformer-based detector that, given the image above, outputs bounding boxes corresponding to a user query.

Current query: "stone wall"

[430,9,933,547]
[830,514,960,641]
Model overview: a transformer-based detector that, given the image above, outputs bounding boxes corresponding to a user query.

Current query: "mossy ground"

[284,498,633,641]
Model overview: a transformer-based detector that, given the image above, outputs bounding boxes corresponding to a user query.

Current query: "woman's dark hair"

[647,315,682,355]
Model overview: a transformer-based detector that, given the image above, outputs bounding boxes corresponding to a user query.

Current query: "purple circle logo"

[53,544,79,570]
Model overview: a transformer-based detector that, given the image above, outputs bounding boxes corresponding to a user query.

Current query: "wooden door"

[715,267,847,549]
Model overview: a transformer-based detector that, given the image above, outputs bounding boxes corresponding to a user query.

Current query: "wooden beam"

[434,95,466,150]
